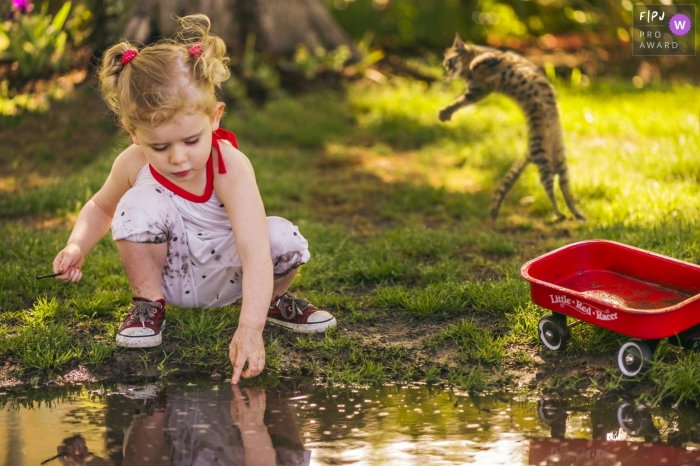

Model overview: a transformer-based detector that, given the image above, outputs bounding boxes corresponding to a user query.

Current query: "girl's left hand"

[229,326,266,384]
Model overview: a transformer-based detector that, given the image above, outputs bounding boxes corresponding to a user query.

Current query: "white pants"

[111,186,310,309]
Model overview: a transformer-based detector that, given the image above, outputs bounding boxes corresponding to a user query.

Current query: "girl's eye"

[186,138,200,146]
[153,146,168,152]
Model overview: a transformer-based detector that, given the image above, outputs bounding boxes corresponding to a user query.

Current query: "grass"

[168,307,239,369]
[431,319,506,364]
[650,352,700,406]
[1,74,700,401]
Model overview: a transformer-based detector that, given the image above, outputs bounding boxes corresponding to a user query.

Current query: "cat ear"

[453,33,466,50]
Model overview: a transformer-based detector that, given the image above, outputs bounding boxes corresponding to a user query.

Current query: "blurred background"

[0,0,697,115]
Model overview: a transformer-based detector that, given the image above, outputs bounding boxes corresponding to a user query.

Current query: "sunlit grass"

[651,351,700,406]
[432,319,505,364]
[344,78,700,232]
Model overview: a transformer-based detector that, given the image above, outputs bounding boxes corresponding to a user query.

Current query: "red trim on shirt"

[150,156,214,203]
[148,129,239,203]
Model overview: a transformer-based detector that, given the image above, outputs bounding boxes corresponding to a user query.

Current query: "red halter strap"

[148,128,239,202]
[211,128,239,175]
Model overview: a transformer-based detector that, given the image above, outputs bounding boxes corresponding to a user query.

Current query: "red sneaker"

[116,299,166,348]
[267,292,337,333]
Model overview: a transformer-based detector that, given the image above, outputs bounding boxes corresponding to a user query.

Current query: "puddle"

[2,382,700,465]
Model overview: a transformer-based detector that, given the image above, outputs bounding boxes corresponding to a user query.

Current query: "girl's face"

[127,103,225,184]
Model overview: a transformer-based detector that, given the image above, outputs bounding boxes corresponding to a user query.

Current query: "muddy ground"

[0,304,633,394]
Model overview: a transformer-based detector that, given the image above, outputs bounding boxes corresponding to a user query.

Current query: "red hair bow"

[188,43,203,58]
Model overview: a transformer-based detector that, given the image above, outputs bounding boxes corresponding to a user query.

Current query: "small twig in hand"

[36,272,62,280]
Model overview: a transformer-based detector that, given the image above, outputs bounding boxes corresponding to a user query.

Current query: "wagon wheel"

[617,402,654,436]
[617,340,654,378]
[538,397,568,426]
[538,314,570,351]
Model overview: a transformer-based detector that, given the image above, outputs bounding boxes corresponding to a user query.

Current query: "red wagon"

[520,240,700,377]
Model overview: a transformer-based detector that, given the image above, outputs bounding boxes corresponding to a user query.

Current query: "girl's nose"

[169,147,188,165]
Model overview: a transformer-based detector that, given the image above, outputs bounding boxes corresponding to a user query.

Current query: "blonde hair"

[98,14,230,130]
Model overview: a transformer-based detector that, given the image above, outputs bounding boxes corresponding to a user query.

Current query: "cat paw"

[438,109,453,122]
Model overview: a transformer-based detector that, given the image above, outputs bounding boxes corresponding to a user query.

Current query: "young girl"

[51,14,336,384]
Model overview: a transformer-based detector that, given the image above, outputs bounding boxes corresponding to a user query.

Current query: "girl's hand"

[229,326,266,384]
[53,243,85,283]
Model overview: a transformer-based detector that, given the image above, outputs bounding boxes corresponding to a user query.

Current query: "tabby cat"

[439,34,584,221]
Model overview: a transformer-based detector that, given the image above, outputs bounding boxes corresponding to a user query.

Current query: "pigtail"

[96,14,228,129]
[98,41,136,118]
[176,14,230,88]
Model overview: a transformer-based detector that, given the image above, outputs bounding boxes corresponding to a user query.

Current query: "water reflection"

[116,384,309,465]
[530,395,700,465]
[3,383,700,465]
[41,434,114,465]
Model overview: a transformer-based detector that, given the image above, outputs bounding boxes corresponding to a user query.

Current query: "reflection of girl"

[42,435,115,466]
[121,385,310,466]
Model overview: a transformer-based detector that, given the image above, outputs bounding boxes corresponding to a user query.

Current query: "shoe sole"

[116,321,165,348]
[266,316,337,333]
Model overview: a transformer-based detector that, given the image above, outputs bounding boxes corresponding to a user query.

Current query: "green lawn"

[2,76,700,402]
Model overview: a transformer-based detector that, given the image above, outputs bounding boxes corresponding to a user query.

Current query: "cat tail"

[489,158,530,220]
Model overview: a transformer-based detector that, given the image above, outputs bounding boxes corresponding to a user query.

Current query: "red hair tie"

[121,49,137,66]
[188,43,203,58]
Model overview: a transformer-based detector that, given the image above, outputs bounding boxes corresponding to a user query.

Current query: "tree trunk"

[122,0,355,58]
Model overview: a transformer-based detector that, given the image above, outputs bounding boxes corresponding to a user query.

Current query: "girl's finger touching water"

[229,328,266,384]
[233,352,247,384]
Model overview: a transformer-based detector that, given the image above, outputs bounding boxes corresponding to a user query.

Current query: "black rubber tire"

[538,315,571,351]
[617,402,654,436]
[538,397,568,426]
[617,340,654,378]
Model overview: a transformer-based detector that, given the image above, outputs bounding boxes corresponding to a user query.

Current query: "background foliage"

[2,0,698,89]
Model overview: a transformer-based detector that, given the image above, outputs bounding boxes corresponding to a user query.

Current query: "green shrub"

[0,2,72,78]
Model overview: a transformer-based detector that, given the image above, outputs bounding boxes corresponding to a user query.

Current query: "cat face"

[443,53,464,78]
[443,34,467,78]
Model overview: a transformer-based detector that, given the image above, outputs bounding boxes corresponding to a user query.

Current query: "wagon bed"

[520,240,700,340]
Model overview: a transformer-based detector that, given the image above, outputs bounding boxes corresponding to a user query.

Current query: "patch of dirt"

[0,361,21,388]
[0,307,623,396]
